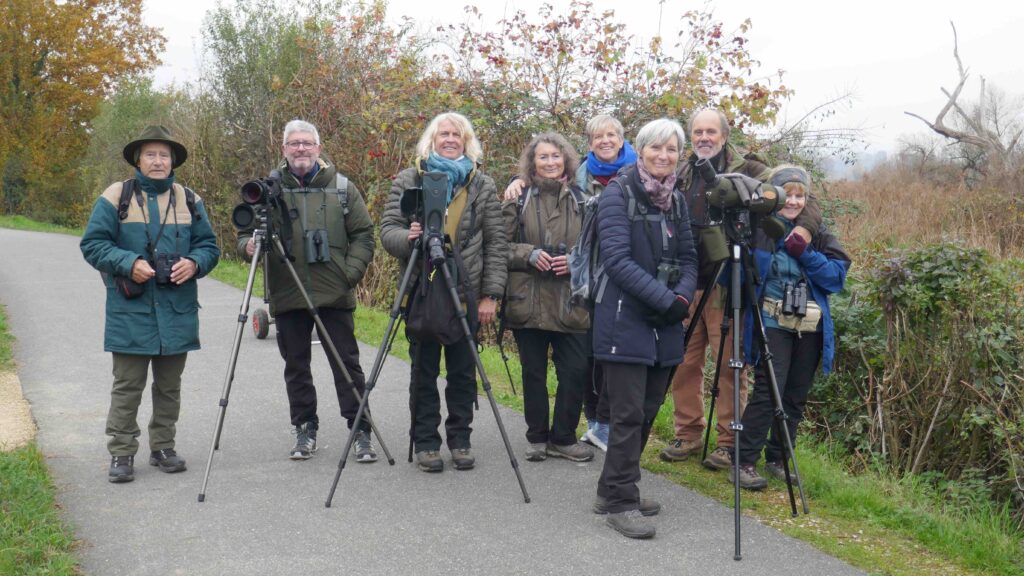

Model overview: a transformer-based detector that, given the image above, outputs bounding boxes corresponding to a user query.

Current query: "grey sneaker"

[415,450,444,473]
[606,509,656,539]
[108,455,134,483]
[728,463,768,491]
[149,448,187,473]
[546,441,594,462]
[290,422,317,460]
[353,430,377,463]
[764,461,788,481]
[450,447,475,470]
[593,496,661,517]
[702,446,733,471]
[659,438,701,462]
[525,442,547,462]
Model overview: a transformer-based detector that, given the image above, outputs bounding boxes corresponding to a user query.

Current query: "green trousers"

[107,352,187,456]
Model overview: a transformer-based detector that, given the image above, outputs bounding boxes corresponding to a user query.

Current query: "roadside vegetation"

[0,306,80,575]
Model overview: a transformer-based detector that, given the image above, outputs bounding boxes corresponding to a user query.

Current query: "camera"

[696,159,787,215]
[656,259,682,287]
[781,280,808,317]
[154,252,181,285]
[239,170,283,205]
[400,171,449,264]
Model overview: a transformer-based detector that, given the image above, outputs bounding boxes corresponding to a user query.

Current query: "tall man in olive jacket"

[81,125,220,483]
[661,108,822,470]
[239,120,377,462]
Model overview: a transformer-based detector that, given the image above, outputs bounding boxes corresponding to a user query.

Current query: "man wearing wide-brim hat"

[81,125,220,483]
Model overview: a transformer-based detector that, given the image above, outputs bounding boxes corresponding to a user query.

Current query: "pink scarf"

[636,159,674,212]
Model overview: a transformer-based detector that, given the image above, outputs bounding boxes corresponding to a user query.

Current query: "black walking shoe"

[592,496,661,517]
[415,450,444,473]
[108,455,135,483]
[149,449,187,473]
[606,509,656,539]
[450,447,475,470]
[353,430,377,463]
[290,422,317,460]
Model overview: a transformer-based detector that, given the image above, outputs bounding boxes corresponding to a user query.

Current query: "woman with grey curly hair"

[502,132,594,464]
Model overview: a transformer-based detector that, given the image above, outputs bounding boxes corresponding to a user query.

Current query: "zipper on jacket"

[654,328,659,341]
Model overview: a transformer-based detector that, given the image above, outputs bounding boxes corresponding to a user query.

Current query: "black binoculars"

[153,252,181,285]
[782,280,808,317]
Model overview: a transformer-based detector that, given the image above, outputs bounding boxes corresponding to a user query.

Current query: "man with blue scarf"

[81,125,220,483]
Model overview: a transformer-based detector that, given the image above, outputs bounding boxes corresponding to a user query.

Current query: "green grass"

[0,215,81,236]
[0,304,80,575]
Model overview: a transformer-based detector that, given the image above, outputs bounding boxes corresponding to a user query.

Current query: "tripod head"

[694,159,787,247]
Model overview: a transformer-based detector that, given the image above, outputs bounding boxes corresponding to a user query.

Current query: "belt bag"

[762,297,822,333]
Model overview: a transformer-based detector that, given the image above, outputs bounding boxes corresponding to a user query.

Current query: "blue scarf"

[426,153,474,204]
[585,140,637,178]
[135,169,174,195]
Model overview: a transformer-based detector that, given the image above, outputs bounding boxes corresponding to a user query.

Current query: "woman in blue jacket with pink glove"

[732,165,851,490]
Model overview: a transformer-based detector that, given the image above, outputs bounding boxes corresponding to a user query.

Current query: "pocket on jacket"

[504,271,532,325]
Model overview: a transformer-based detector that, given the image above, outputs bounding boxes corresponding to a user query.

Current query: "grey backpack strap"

[335,174,349,215]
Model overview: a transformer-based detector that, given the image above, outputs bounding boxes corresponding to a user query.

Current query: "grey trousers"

[107,352,187,456]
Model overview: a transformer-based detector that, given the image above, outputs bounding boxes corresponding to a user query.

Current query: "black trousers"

[597,362,673,514]
[582,329,610,424]
[513,328,588,446]
[274,307,370,432]
[738,328,823,466]
[409,336,476,452]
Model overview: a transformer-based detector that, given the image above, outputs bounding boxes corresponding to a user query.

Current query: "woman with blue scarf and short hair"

[380,112,508,473]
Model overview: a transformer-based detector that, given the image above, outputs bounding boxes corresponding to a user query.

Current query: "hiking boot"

[728,463,768,491]
[593,496,661,517]
[606,509,656,539]
[659,438,701,462]
[583,422,609,452]
[450,447,475,470]
[702,446,733,471]
[108,455,134,483]
[525,442,547,462]
[353,430,377,463]
[764,461,788,481]
[290,422,317,460]
[546,441,594,462]
[149,448,187,473]
[415,450,444,473]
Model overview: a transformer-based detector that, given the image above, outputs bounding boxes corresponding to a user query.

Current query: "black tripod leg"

[325,246,422,507]
[740,247,809,515]
[439,262,530,503]
[268,234,393,464]
[726,245,745,561]
[703,314,730,461]
[199,234,265,502]
[494,325,518,397]
[771,414,799,517]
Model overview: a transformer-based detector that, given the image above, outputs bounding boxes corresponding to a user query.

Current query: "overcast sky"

[144,0,1024,153]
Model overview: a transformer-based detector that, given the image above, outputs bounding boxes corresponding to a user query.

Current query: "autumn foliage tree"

[0,0,164,223]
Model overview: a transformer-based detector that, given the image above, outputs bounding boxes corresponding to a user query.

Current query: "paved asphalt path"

[0,228,864,576]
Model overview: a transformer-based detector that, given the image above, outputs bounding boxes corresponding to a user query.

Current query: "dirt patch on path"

[0,370,36,451]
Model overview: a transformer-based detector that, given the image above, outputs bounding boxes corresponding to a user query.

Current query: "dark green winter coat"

[236,159,374,315]
[81,180,220,355]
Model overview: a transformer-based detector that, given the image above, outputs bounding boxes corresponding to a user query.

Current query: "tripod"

[681,217,809,560]
[325,232,530,507]
[198,217,395,503]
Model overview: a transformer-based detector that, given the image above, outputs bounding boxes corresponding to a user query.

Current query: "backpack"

[118,179,200,222]
[568,180,684,309]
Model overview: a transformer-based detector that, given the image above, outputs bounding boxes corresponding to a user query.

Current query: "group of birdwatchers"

[80,107,850,540]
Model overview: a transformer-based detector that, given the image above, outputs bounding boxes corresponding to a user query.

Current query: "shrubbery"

[811,241,1024,521]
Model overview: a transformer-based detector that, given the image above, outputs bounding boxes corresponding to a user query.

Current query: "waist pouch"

[762,297,822,333]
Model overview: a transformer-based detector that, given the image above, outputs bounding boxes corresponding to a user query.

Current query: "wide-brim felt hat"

[122,125,188,169]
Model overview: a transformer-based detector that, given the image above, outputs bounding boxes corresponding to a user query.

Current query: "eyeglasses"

[285,140,318,149]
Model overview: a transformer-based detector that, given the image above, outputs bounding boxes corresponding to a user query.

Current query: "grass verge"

[0,304,80,575]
